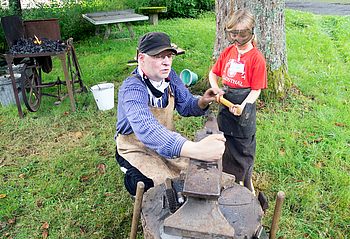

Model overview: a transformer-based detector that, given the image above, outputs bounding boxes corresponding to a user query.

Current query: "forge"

[0,15,85,117]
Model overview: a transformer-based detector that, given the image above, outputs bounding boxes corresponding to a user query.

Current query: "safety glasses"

[225,28,254,46]
[226,29,253,38]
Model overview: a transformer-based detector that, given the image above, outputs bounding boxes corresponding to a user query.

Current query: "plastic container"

[0,74,23,106]
[180,69,198,86]
[90,83,114,111]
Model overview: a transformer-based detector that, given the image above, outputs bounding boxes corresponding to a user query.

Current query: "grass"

[1,10,349,239]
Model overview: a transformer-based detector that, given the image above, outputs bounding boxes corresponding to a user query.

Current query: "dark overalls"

[217,87,256,191]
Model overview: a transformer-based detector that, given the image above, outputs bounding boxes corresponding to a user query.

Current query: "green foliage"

[125,0,215,18]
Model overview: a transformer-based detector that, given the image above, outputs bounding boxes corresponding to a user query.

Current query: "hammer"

[217,95,242,115]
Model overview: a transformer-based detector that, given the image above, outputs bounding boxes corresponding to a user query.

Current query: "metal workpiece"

[163,197,235,238]
[182,159,221,199]
[195,111,222,141]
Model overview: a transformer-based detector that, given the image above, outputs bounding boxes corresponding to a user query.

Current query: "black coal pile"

[9,38,67,54]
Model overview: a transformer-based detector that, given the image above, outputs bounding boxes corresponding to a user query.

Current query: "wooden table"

[138,7,167,25]
[82,9,149,39]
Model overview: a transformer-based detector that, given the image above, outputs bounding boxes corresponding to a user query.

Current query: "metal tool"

[165,178,177,213]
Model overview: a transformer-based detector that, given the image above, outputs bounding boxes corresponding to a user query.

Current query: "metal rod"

[269,191,285,239]
[130,181,145,239]
[5,57,23,118]
[59,53,76,112]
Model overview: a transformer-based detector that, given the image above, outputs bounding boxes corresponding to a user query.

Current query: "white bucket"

[90,83,115,111]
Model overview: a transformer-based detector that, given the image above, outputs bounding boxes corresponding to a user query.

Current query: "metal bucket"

[0,74,23,106]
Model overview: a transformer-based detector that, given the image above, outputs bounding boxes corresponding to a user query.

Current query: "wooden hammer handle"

[218,96,234,108]
[218,96,242,115]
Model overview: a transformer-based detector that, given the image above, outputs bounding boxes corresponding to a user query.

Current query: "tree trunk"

[213,0,234,59]
[9,0,22,17]
[214,0,290,99]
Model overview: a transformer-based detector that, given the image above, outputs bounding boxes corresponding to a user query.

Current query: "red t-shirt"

[212,45,267,90]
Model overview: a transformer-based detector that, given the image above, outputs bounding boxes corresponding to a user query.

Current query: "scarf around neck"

[137,67,170,107]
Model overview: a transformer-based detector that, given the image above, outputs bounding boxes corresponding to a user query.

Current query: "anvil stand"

[3,50,75,118]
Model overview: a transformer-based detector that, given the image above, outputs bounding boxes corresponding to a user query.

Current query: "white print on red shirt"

[223,59,246,87]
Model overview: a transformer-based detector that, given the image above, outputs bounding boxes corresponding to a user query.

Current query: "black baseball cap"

[138,32,177,56]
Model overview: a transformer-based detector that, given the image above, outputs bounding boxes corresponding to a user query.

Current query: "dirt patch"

[286,1,350,15]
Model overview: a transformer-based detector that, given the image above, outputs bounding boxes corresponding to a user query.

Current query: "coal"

[9,38,67,54]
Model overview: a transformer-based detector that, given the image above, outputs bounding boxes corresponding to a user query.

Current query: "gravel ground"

[286,1,350,15]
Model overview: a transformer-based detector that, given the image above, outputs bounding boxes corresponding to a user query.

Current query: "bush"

[124,0,215,18]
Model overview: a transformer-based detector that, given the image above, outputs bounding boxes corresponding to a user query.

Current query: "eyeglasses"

[226,29,253,38]
[149,52,176,60]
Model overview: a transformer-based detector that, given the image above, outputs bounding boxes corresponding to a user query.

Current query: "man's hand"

[198,88,223,109]
[180,134,226,161]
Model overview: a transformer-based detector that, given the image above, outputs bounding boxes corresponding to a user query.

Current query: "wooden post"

[104,25,111,39]
[59,53,76,112]
[125,23,135,39]
[130,181,145,239]
[270,191,285,239]
[149,14,158,25]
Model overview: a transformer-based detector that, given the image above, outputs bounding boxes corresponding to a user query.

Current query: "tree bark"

[214,0,290,99]
[213,0,234,59]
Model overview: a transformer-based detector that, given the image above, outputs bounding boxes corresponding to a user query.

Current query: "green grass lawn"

[1,10,349,239]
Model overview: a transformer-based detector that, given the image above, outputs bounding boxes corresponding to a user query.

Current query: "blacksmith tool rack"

[0,15,85,118]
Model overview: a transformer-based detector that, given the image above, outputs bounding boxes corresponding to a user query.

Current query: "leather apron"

[218,88,256,137]
[116,88,189,186]
[217,87,256,191]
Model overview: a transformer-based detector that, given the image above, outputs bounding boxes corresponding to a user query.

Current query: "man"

[115,32,226,195]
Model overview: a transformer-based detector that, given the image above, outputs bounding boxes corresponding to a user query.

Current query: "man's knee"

[124,167,154,196]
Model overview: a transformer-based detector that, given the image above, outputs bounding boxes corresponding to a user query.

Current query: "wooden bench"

[138,7,167,25]
[82,9,149,39]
